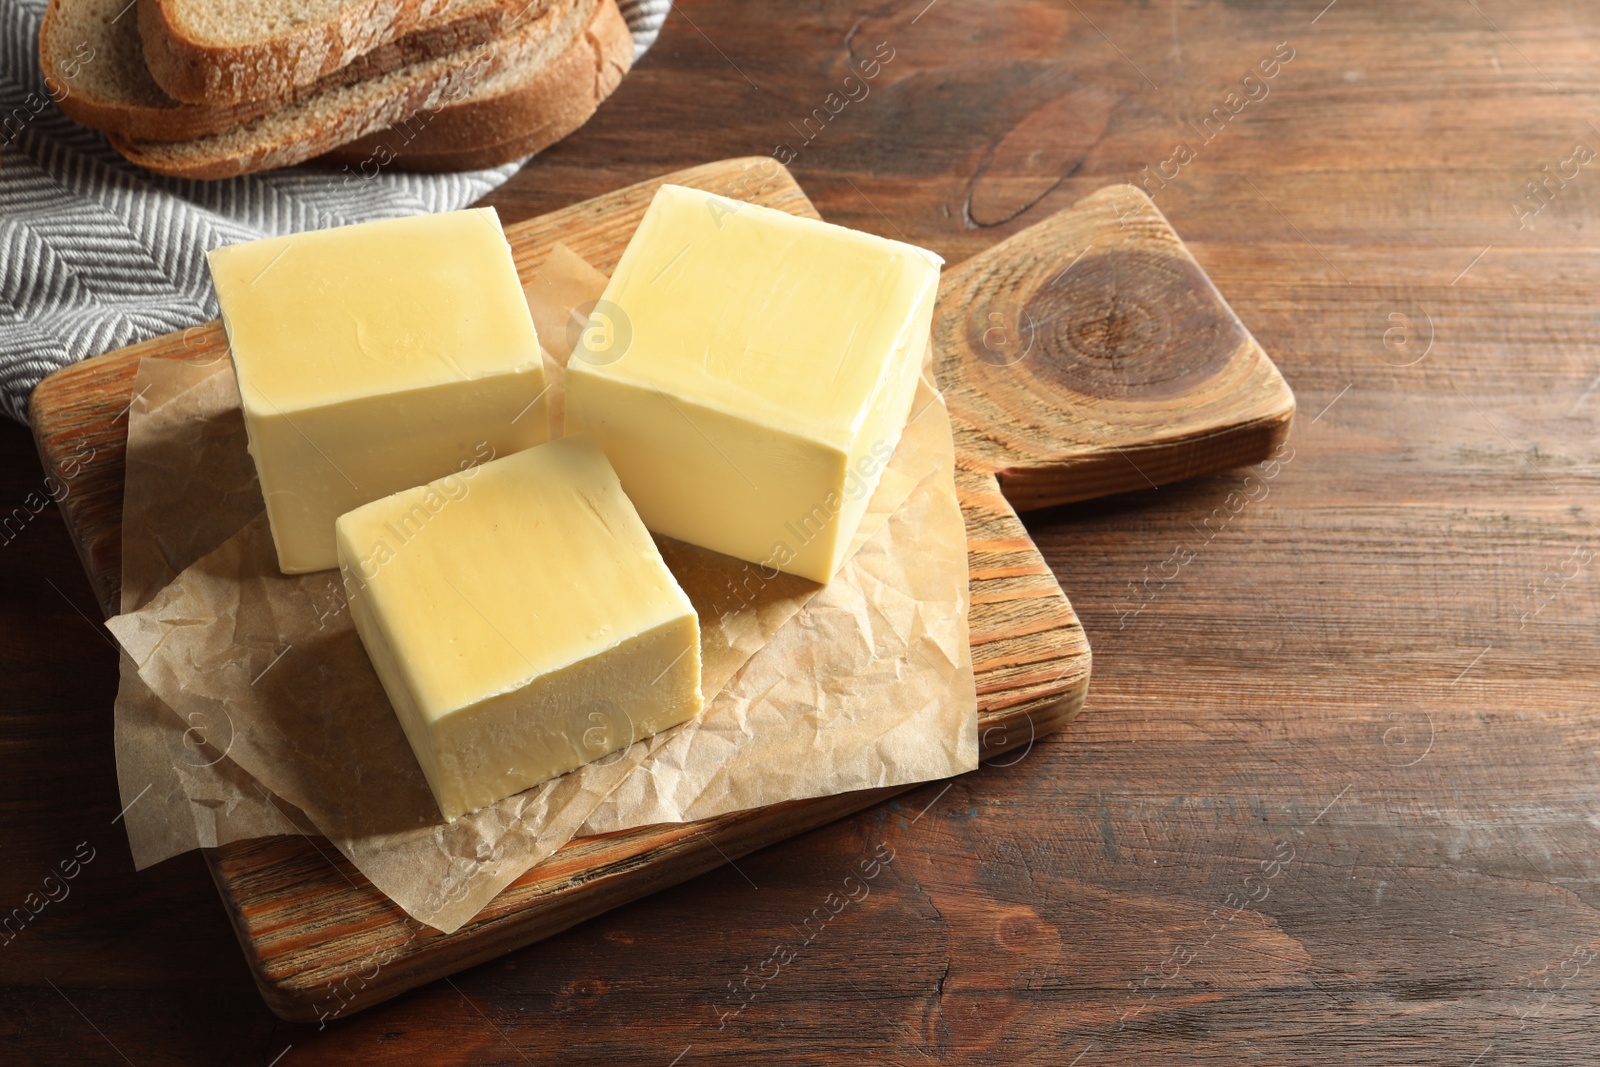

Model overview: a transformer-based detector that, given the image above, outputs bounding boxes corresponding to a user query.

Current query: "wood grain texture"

[937,185,1294,509]
[28,157,1138,1021]
[9,0,1590,1062]
[208,464,1087,1023]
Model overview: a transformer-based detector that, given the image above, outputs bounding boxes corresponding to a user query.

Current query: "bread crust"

[322,0,629,170]
[40,0,557,141]
[138,0,545,105]
[38,0,269,140]
[108,0,593,179]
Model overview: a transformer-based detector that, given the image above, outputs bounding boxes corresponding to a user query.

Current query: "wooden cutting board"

[27,158,1292,1022]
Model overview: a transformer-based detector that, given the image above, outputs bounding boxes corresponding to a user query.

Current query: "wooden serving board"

[28,158,1293,1022]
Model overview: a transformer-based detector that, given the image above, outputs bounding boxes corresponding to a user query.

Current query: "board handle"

[934,185,1295,511]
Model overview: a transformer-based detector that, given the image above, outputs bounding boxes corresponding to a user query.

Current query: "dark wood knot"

[1009,248,1245,400]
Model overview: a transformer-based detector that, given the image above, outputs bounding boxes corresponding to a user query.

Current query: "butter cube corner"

[335,434,703,821]
[565,184,942,584]
[210,207,549,574]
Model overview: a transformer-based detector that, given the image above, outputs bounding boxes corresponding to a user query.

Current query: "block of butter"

[565,184,942,584]
[209,208,549,574]
[336,433,703,822]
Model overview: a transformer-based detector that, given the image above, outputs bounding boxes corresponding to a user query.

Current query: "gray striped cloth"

[0,0,672,424]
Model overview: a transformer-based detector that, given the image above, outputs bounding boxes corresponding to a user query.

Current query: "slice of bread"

[40,0,552,141]
[137,0,545,105]
[109,0,597,179]
[322,0,629,172]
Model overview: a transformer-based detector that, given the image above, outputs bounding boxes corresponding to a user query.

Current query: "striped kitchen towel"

[0,0,673,424]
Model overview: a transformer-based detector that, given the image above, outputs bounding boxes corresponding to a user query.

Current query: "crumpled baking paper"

[106,244,978,934]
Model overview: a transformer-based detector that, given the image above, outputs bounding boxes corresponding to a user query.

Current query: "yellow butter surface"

[336,434,702,822]
[565,184,942,583]
[209,207,548,574]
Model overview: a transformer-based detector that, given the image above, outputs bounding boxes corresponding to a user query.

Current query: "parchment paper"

[113,359,306,868]
[107,246,978,934]
[522,241,608,434]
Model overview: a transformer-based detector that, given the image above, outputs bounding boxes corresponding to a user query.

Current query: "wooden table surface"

[6,0,1598,1062]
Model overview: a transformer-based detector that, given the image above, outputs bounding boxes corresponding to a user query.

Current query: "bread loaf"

[40,0,554,141]
[137,0,541,104]
[324,0,629,171]
[109,0,595,178]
